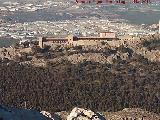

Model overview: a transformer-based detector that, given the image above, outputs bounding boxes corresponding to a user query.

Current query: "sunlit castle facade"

[39,32,118,48]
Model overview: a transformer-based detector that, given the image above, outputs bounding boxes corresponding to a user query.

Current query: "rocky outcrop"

[105,108,160,120]
[41,111,53,120]
[40,111,62,120]
[67,107,106,120]
[55,111,69,120]
[67,53,108,64]
[0,105,160,120]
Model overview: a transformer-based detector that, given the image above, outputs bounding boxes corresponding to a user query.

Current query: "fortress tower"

[38,37,43,48]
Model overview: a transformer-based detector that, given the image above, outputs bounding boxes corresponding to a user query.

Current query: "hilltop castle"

[38,32,118,48]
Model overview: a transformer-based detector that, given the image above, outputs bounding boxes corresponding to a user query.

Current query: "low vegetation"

[0,50,159,113]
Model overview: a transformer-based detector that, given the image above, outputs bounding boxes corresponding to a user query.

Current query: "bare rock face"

[67,107,106,120]
[66,53,108,64]
[40,111,62,120]
[41,111,53,120]
[55,111,69,120]
[105,108,160,120]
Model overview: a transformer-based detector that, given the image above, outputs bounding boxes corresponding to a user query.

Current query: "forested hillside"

[0,51,159,114]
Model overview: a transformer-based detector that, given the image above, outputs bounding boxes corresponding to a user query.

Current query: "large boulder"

[67,107,106,120]
[40,111,61,120]
[41,111,53,119]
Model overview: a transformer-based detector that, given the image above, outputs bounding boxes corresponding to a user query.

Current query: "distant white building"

[0,7,8,11]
